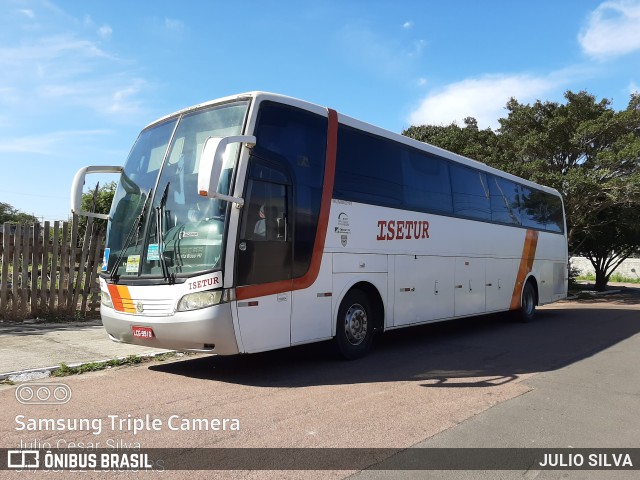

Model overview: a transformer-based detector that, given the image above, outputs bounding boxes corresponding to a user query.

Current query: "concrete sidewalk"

[0,319,169,381]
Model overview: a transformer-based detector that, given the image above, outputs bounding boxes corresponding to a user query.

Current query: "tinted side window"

[254,102,327,189]
[488,175,521,225]
[520,187,550,230]
[450,164,491,220]
[545,194,564,233]
[521,187,564,233]
[402,150,453,213]
[248,161,289,185]
[334,126,403,206]
[253,102,327,278]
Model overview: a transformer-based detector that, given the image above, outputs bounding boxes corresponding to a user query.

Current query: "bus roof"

[144,91,562,198]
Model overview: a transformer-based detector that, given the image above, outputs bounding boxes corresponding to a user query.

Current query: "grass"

[576,273,640,284]
[51,352,182,377]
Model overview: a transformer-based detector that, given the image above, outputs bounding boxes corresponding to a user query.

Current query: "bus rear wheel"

[517,280,537,322]
[335,289,373,360]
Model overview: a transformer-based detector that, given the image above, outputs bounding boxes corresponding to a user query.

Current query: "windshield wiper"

[110,190,152,284]
[156,182,175,284]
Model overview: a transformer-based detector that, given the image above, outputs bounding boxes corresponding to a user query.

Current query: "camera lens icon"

[16,383,72,405]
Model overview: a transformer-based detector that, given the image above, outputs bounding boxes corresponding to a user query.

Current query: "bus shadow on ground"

[150,297,640,389]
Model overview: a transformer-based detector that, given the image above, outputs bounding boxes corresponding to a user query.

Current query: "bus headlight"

[101,291,114,308]
[177,290,223,312]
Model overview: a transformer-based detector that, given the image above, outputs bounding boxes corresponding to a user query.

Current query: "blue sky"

[1,0,639,222]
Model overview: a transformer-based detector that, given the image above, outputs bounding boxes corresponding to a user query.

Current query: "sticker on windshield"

[147,244,159,261]
[101,248,110,272]
[126,255,140,273]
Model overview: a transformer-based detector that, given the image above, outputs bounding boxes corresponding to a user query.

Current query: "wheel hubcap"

[344,303,368,346]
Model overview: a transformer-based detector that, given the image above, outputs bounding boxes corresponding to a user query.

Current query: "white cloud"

[0,34,110,64]
[408,39,426,57]
[0,129,111,155]
[408,74,559,130]
[83,14,93,27]
[579,1,640,58]
[19,9,35,19]
[83,14,112,40]
[0,35,108,107]
[403,21,413,29]
[165,18,185,32]
[98,24,112,39]
[0,30,147,120]
[36,76,148,117]
[0,1,153,126]
[338,23,426,80]
[107,79,146,115]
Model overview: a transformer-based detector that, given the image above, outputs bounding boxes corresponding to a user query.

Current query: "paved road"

[355,289,640,480]
[1,288,639,479]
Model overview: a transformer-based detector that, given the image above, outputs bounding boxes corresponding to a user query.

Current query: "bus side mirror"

[71,165,124,220]
[198,135,256,206]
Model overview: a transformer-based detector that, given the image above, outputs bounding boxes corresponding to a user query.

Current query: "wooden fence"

[0,216,105,321]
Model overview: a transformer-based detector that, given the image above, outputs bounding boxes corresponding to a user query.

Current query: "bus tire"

[335,289,374,360]
[517,280,537,322]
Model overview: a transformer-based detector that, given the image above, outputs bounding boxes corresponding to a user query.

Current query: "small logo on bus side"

[336,212,350,247]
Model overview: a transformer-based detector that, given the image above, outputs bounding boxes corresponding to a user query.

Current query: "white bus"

[71,92,567,359]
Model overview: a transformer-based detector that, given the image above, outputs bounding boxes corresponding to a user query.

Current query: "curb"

[0,350,176,383]
[568,289,622,300]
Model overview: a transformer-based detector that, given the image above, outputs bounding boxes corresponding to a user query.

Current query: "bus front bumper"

[100,302,240,355]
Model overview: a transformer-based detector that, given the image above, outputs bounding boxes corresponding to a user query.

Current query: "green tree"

[574,204,640,290]
[403,90,640,291]
[403,117,498,165]
[0,202,38,224]
[497,92,640,250]
[78,181,117,238]
[81,181,117,217]
[568,94,640,288]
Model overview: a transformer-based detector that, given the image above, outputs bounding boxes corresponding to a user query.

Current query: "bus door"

[235,160,293,353]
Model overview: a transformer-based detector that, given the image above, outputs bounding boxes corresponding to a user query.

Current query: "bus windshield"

[104,100,250,280]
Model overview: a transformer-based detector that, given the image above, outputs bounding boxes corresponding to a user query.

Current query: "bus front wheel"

[335,289,373,360]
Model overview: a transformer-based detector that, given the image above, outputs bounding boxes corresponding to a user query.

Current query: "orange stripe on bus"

[108,283,136,313]
[236,108,338,301]
[509,229,539,310]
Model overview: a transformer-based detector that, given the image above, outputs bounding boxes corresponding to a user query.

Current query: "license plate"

[132,326,154,339]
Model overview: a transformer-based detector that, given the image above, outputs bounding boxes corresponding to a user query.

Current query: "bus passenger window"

[402,151,453,213]
[489,176,521,225]
[450,164,491,220]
